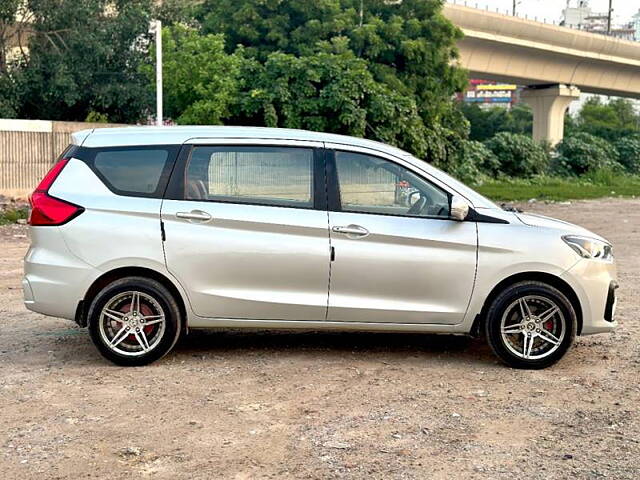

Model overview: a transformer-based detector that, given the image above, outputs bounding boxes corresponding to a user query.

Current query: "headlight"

[562,235,613,262]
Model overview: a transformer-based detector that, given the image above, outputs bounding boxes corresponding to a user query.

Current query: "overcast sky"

[447,0,639,25]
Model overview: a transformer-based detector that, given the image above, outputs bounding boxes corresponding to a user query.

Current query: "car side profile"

[23,126,618,368]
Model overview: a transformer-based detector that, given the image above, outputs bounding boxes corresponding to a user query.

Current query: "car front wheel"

[485,281,577,369]
[87,276,182,366]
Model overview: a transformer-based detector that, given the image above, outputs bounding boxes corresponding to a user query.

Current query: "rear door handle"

[332,225,369,237]
[176,210,212,222]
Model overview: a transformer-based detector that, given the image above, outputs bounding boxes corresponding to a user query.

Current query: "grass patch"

[0,207,28,225]
[474,175,640,202]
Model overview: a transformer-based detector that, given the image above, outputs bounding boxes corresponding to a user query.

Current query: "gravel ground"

[0,198,638,479]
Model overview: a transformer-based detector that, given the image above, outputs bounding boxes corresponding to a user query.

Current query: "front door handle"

[332,224,369,237]
[176,210,212,222]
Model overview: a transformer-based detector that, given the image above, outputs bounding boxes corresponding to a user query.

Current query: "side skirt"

[187,317,471,335]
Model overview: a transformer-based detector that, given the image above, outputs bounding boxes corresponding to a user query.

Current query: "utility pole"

[155,19,163,126]
[512,0,521,16]
[607,0,613,35]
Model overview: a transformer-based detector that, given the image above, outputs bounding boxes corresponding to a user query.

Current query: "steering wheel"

[407,194,427,215]
[435,205,448,217]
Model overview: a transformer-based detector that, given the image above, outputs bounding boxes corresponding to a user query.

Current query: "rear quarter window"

[76,145,179,198]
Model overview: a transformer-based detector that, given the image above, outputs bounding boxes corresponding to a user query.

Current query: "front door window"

[334,151,450,218]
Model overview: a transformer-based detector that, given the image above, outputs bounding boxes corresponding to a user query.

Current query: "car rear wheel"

[485,281,577,369]
[87,277,182,366]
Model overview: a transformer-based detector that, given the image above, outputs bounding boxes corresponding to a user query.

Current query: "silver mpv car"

[24,127,618,368]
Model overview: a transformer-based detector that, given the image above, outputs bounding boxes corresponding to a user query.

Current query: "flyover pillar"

[521,85,581,146]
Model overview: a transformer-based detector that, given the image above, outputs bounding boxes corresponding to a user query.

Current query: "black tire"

[87,276,182,366]
[485,281,577,369]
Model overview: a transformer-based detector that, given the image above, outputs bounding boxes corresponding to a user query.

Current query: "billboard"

[459,80,520,106]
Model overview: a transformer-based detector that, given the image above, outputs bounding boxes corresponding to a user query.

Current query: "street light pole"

[155,19,163,126]
[606,0,613,34]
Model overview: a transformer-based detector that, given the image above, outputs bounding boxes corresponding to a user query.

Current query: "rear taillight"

[29,158,84,226]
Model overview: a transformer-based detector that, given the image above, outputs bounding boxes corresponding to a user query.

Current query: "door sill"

[188,317,468,334]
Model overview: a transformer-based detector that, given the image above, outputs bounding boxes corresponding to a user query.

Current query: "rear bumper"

[561,258,618,335]
[23,227,96,320]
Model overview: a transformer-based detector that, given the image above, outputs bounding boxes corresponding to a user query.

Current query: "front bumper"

[604,281,618,324]
[561,258,618,335]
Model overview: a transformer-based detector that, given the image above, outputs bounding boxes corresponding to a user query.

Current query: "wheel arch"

[76,266,188,333]
[471,271,583,336]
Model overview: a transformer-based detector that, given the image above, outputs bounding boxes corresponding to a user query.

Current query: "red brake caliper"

[140,303,155,335]
[118,301,155,340]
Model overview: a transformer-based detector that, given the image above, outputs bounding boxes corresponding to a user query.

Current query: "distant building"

[561,1,636,41]
[562,0,591,29]
[633,10,640,41]
[608,24,636,42]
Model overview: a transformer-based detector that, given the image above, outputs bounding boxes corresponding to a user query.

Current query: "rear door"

[161,139,331,321]
[325,146,478,325]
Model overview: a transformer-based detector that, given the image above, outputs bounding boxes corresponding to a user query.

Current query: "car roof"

[73,126,411,158]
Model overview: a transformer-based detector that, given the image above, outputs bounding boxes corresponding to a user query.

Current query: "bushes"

[445,103,640,187]
[484,132,550,177]
[0,207,28,226]
[615,136,640,174]
[442,140,498,184]
[443,130,640,186]
[463,140,500,174]
[553,133,621,176]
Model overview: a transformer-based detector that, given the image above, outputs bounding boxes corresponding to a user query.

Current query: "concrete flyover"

[443,3,640,144]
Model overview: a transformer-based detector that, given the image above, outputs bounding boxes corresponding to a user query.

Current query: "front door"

[326,148,478,325]
[162,142,330,321]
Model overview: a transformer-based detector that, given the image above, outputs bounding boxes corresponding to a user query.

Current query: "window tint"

[335,151,450,218]
[185,146,314,208]
[94,149,169,195]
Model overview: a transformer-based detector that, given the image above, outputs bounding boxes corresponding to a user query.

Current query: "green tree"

[85,111,109,123]
[144,25,242,125]
[460,103,532,141]
[502,104,533,136]
[0,73,18,117]
[228,50,436,157]
[0,0,22,74]
[154,0,201,27]
[574,97,640,142]
[1,0,153,123]
[0,0,25,117]
[197,0,467,163]
[485,132,549,177]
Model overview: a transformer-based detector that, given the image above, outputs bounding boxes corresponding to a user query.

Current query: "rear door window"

[183,146,315,209]
[94,149,168,194]
[75,145,179,198]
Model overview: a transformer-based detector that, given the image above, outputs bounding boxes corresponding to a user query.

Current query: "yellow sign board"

[476,84,517,91]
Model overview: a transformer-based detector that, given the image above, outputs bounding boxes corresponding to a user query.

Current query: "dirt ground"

[1,198,639,479]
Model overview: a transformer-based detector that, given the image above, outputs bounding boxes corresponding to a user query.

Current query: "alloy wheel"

[98,291,166,357]
[500,295,566,361]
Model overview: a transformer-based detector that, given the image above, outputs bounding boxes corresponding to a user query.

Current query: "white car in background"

[23,127,618,368]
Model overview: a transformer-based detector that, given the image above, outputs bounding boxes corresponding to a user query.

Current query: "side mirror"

[450,195,470,221]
